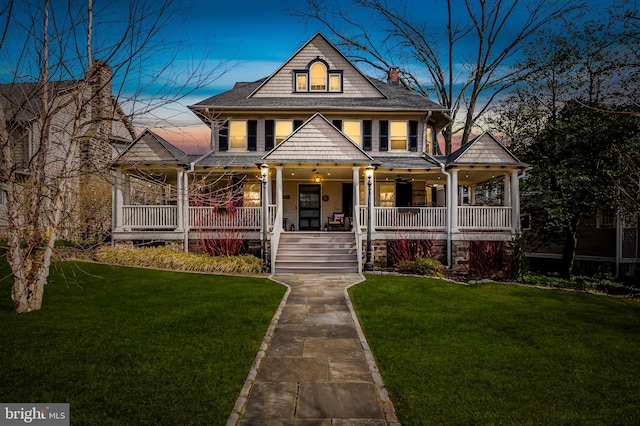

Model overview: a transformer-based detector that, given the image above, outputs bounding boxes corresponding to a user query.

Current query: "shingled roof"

[190,76,447,113]
[188,32,450,125]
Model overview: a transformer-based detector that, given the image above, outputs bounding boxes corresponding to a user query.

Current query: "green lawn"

[0,261,285,425]
[350,275,640,425]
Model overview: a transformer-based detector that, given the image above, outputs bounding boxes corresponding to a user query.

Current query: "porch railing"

[121,205,513,232]
[189,206,261,229]
[123,205,177,229]
[458,206,512,230]
[360,206,447,230]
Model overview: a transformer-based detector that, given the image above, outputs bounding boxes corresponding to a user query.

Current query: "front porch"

[111,131,526,272]
[113,160,519,270]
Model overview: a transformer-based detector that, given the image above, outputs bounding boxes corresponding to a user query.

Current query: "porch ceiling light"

[314,174,322,184]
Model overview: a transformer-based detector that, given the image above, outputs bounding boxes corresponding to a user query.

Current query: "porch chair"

[327,212,345,231]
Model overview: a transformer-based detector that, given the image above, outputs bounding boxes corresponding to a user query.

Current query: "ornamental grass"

[95,246,264,274]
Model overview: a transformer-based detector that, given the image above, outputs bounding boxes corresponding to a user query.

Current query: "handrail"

[353,204,363,273]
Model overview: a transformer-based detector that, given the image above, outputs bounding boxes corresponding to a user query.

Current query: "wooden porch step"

[273,232,359,274]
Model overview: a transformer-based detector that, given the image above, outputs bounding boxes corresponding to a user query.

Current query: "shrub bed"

[520,272,640,297]
[397,256,444,277]
[95,246,264,274]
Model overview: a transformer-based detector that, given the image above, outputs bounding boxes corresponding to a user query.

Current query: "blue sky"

[145,0,621,152]
[0,0,625,152]
[138,0,331,150]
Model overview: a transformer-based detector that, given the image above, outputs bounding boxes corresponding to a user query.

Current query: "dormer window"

[295,59,342,93]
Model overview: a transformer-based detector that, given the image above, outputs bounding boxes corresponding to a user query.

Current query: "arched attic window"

[309,61,327,91]
[294,59,342,93]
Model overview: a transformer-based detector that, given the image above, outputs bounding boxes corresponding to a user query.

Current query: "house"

[0,61,136,241]
[110,33,527,274]
[524,208,639,278]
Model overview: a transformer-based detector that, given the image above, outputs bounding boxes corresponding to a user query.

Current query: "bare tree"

[0,0,227,313]
[294,0,583,153]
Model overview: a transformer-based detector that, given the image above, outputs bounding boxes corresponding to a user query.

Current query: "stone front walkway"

[227,273,399,425]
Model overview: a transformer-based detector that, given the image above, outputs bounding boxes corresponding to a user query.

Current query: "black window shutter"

[409,120,418,151]
[265,120,275,151]
[379,120,389,151]
[363,120,372,151]
[332,120,343,131]
[293,119,303,130]
[219,121,228,151]
[248,120,258,151]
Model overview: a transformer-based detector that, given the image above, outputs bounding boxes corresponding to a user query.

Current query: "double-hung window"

[390,121,407,150]
[229,120,247,150]
[243,183,261,207]
[296,73,308,91]
[343,120,361,145]
[379,184,395,207]
[275,120,293,145]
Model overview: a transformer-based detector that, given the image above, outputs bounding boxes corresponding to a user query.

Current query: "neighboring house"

[524,208,639,278]
[0,61,136,241]
[111,33,527,274]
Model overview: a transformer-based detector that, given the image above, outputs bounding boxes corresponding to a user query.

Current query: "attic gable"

[262,113,375,163]
[116,129,187,164]
[250,33,385,99]
[447,132,523,165]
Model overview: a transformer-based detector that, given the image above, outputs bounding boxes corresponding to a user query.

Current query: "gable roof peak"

[247,32,387,99]
[447,131,525,166]
[262,111,376,163]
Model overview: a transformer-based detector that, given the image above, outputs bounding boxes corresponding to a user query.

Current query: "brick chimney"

[387,67,400,85]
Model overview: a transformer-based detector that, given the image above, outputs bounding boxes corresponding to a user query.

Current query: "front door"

[299,184,321,230]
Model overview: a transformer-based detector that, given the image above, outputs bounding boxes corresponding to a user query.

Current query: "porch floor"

[229,273,398,424]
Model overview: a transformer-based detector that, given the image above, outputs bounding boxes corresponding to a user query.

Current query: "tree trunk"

[561,225,578,277]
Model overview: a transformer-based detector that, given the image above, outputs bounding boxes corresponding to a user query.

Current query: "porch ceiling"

[455,165,520,186]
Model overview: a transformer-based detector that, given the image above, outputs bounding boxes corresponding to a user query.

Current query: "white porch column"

[123,172,131,205]
[352,166,360,230]
[450,169,459,232]
[511,170,520,232]
[176,169,184,232]
[112,169,124,232]
[275,166,283,231]
[182,170,190,252]
[469,185,476,206]
[503,175,511,207]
